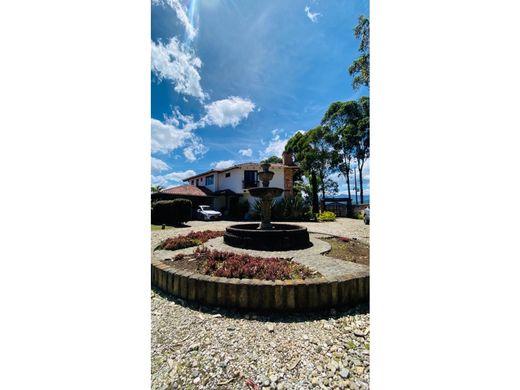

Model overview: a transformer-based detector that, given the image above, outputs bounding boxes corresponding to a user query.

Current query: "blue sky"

[151,0,369,195]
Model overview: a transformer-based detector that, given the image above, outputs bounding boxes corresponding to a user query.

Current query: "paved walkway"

[153,230,369,278]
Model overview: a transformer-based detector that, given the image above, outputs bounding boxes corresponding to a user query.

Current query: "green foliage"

[261,155,283,164]
[317,211,336,222]
[151,199,192,225]
[356,212,364,220]
[151,185,164,193]
[272,196,311,221]
[238,199,250,218]
[348,15,369,90]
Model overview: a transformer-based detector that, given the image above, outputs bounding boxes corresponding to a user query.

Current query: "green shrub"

[356,212,364,220]
[273,196,310,221]
[151,198,192,225]
[316,211,336,222]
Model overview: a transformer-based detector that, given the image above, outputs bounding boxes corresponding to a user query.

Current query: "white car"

[363,206,370,225]
[196,205,222,221]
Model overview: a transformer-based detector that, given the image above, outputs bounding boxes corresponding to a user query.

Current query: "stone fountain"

[224,163,311,251]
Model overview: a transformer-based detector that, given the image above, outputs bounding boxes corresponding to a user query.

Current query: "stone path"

[153,234,368,279]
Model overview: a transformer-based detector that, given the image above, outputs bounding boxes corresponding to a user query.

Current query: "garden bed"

[162,247,321,281]
[155,230,224,251]
[322,236,369,266]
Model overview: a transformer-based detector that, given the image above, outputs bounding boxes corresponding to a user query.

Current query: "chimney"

[282,151,294,166]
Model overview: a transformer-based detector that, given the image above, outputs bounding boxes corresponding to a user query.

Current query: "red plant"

[157,230,224,250]
[194,247,317,281]
[338,236,351,242]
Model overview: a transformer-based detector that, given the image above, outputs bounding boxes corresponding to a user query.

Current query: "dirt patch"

[322,237,369,266]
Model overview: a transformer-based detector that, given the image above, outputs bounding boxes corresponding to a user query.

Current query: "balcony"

[242,180,259,189]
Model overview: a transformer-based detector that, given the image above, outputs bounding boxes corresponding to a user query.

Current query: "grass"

[151,224,175,231]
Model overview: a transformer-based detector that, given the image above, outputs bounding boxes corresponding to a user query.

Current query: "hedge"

[151,199,192,225]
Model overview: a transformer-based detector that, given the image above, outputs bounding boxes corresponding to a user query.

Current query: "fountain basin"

[224,223,311,251]
[248,187,284,198]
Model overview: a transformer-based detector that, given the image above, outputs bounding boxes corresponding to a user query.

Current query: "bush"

[252,196,310,221]
[356,212,364,220]
[156,230,224,250]
[151,199,192,225]
[316,211,336,222]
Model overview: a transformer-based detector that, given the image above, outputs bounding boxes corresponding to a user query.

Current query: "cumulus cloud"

[239,148,253,157]
[151,157,170,173]
[152,0,197,40]
[304,6,321,23]
[211,160,236,170]
[152,169,197,188]
[151,38,206,100]
[151,117,207,162]
[202,96,255,127]
[263,134,289,158]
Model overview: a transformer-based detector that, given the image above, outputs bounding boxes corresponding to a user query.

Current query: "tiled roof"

[160,184,214,197]
[183,162,298,181]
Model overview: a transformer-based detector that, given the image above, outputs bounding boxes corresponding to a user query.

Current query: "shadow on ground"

[152,287,369,324]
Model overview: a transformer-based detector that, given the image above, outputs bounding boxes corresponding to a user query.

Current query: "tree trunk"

[311,171,319,215]
[353,167,358,204]
[358,159,365,204]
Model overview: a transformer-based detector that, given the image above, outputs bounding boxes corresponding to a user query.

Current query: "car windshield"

[200,206,210,210]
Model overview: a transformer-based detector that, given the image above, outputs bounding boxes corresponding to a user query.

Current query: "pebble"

[151,289,370,390]
[339,369,350,379]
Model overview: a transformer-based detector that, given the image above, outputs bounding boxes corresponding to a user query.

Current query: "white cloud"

[151,117,207,162]
[151,118,192,154]
[164,170,197,182]
[151,157,170,173]
[239,148,253,157]
[152,0,197,40]
[263,134,288,158]
[152,169,197,188]
[211,160,236,170]
[304,6,321,23]
[202,96,255,127]
[151,38,206,100]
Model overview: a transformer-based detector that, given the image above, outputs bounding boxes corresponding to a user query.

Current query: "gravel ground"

[152,218,370,390]
[151,291,369,390]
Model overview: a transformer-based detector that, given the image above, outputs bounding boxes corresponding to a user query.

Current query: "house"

[154,152,299,216]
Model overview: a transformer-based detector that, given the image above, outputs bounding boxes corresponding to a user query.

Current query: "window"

[205,175,214,185]
[191,180,194,185]
[225,172,230,178]
[243,170,257,188]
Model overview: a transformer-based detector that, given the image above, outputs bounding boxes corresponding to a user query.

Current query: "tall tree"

[322,97,369,203]
[322,100,359,200]
[305,126,338,209]
[348,15,369,90]
[285,131,320,214]
[354,96,369,203]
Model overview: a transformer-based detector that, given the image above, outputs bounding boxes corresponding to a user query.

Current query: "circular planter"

[224,223,311,251]
[151,260,369,312]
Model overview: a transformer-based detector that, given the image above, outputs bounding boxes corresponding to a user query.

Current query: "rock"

[263,379,270,386]
[353,330,365,338]
[211,314,222,318]
[193,377,200,384]
[276,383,285,390]
[188,343,200,352]
[353,366,364,375]
[311,377,319,385]
[269,374,278,384]
[227,326,235,331]
[267,324,275,332]
[303,334,309,341]
[339,369,350,379]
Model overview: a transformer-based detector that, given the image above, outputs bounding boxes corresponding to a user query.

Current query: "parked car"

[363,206,370,225]
[196,205,222,221]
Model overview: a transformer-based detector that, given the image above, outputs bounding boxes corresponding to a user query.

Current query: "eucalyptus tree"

[348,15,370,90]
[261,155,283,164]
[322,97,369,203]
[354,96,370,203]
[322,100,358,199]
